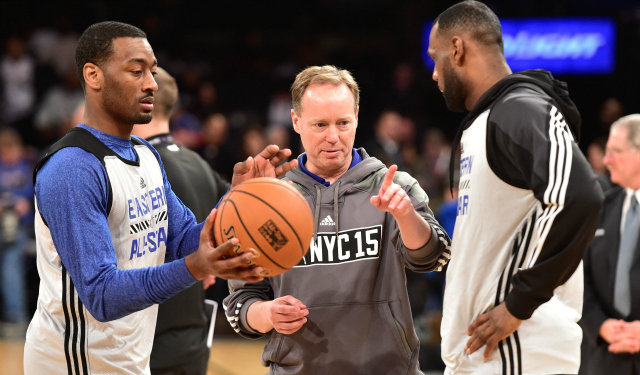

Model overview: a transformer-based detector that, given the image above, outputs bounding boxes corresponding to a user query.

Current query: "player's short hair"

[434,0,503,51]
[291,65,360,115]
[75,21,147,89]
[611,114,640,150]
[153,67,178,119]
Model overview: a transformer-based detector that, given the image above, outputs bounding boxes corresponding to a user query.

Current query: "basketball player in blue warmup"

[23,21,296,375]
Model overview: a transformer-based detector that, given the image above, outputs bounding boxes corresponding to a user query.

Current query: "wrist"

[184,253,204,281]
[248,300,274,334]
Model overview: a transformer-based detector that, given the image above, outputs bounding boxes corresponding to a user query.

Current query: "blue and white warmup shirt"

[24,125,203,375]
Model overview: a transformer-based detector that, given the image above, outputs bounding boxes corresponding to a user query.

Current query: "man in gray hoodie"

[224,65,451,374]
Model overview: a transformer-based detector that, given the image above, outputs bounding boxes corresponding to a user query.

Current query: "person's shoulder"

[603,185,624,204]
[492,86,551,121]
[36,147,108,190]
[42,146,105,170]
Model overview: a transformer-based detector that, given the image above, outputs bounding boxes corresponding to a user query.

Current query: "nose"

[144,71,159,93]
[603,152,612,167]
[326,125,339,143]
[432,68,438,82]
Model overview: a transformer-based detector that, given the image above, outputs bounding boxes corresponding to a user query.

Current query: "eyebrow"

[126,58,158,66]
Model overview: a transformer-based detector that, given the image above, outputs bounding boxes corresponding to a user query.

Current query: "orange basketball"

[213,177,313,277]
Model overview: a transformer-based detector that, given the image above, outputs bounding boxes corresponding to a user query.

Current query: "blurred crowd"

[0,4,637,371]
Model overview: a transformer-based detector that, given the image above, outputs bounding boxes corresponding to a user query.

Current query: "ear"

[355,107,359,128]
[450,36,465,67]
[291,109,301,134]
[83,62,103,91]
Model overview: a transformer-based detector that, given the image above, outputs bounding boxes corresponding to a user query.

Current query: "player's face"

[603,127,640,188]
[101,37,158,126]
[428,24,467,112]
[292,83,358,179]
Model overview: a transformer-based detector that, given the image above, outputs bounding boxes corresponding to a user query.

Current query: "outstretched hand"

[370,165,412,218]
[232,144,298,187]
[184,208,264,282]
[465,302,523,361]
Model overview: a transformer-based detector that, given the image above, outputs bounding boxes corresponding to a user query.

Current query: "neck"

[131,116,170,139]
[465,58,512,111]
[82,101,133,139]
[305,153,353,185]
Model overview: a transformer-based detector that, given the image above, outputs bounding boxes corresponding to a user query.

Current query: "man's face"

[292,83,358,178]
[101,37,158,126]
[428,24,467,112]
[603,126,640,188]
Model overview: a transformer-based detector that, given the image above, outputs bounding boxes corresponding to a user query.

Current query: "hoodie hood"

[448,69,581,192]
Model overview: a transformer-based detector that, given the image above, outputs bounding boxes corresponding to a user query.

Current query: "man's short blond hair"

[611,114,640,150]
[291,65,360,115]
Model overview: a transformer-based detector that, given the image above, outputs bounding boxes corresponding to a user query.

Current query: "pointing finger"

[381,165,398,191]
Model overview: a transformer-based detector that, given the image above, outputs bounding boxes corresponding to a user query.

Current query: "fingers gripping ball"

[214,178,313,277]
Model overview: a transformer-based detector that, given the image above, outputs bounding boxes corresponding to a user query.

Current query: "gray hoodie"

[224,149,451,375]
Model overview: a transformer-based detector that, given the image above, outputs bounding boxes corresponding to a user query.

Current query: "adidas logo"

[319,215,335,226]
[140,177,146,189]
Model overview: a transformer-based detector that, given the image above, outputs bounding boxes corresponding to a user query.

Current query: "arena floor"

[0,336,269,375]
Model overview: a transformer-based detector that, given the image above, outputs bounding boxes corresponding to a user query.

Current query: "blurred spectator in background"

[1,35,36,144]
[267,89,293,128]
[0,127,33,338]
[588,136,614,192]
[365,110,405,168]
[410,128,451,200]
[240,125,268,162]
[580,114,640,374]
[267,124,291,151]
[170,97,203,150]
[389,62,427,123]
[192,81,222,121]
[197,113,236,180]
[34,67,83,147]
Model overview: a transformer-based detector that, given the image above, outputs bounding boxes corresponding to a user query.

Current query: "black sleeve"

[487,89,604,320]
[223,278,274,339]
[580,235,609,346]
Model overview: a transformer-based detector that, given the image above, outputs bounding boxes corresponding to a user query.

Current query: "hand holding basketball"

[232,144,299,187]
[214,178,313,277]
[184,208,265,282]
[371,165,412,218]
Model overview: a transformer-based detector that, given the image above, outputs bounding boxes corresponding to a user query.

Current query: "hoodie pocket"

[264,301,414,374]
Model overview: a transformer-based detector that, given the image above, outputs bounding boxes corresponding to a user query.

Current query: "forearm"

[394,209,432,250]
[96,260,195,321]
[246,300,274,334]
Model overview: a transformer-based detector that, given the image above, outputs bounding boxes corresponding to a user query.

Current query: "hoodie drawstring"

[333,180,341,238]
[313,184,322,244]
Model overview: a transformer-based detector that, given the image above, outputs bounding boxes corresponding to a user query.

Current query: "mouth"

[139,96,154,111]
[322,149,341,157]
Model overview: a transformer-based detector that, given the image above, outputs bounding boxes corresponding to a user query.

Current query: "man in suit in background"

[132,67,230,374]
[581,114,640,374]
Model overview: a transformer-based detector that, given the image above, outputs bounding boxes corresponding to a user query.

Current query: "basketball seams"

[223,198,290,271]
[231,178,312,218]
[230,189,307,258]
[214,178,314,276]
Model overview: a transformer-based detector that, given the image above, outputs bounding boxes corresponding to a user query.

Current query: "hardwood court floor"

[0,336,268,375]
